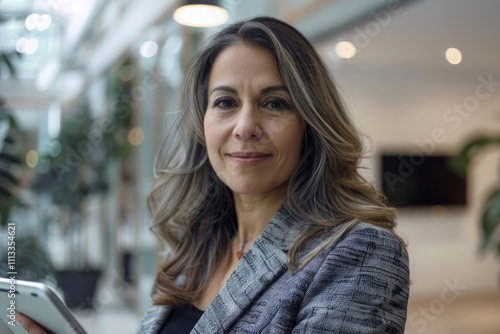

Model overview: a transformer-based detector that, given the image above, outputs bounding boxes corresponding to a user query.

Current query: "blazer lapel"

[138,304,173,334]
[193,206,309,333]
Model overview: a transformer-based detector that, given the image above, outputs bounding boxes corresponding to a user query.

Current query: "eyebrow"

[209,85,289,97]
[209,86,237,96]
[261,85,289,95]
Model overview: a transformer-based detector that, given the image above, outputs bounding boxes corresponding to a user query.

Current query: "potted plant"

[1,50,58,284]
[0,98,22,226]
[453,134,500,257]
[32,104,101,307]
[31,85,133,308]
[0,98,57,283]
[0,51,21,225]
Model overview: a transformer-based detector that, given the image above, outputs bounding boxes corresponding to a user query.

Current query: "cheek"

[289,131,305,162]
[270,120,304,167]
[204,115,222,156]
[281,119,305,155]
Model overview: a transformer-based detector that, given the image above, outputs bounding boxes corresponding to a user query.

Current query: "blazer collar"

[140,205,311,334]
[193,204,309,333]
[138,303,173,334]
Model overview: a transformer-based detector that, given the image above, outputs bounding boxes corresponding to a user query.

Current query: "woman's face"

[204,44,305,197]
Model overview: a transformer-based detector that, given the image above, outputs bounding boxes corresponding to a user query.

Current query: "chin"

[227,184,265,196]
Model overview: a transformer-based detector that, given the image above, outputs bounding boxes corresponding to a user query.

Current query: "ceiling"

[1,0,499,113]
[317,0,500,77]
[0,0,176,110]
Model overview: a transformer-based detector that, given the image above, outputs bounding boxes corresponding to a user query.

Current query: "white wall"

[331,65,500,300]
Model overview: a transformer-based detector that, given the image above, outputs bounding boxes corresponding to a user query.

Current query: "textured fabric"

[137,207,410,334]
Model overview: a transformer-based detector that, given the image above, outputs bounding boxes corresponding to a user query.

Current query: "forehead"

[208,44,282,86]
[214,43,274,62]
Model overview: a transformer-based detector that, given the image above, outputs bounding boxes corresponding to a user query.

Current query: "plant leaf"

[3,135,15,144]
[0,169,18,184]
[452,135,500,176]
[0,52,21,77]
[0,200,13,226]
[0,185,11,197]
[480,188,500,252]
[0,152,21,164]
[0,54,16,76]
[7,113,19,129]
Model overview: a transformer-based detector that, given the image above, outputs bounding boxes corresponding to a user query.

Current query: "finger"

[15,313,49,334]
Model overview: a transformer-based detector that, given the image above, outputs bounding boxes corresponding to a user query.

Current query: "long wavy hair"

[148,16,406,306]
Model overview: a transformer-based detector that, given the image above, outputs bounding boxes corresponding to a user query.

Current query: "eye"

[213,97,236,109]
[264,98,289,111]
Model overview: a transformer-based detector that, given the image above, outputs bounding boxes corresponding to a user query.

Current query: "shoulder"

[335,222,407,259]
[307,222,410,319]
[294,223,409,332]
[320,222,409,279]
[298,221,410,307]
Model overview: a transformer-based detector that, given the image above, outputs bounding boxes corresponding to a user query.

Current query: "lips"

[226,151,272,165]
[228,152,270,158]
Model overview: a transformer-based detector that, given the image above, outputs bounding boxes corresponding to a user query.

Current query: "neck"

[233,189,287,241]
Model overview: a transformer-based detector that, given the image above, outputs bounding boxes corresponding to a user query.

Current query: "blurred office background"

[0,0,499,333]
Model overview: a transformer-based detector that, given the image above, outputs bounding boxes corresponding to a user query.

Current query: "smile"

[226,152,272,165]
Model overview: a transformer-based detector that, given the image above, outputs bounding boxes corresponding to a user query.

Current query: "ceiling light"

[445,47,462,65]
[140,41,158,58]
[335,41,357,59]
[173,0,228,27]
[128,127,144,146]
[25,13,52,31]
[26,150,39,168]
[16,37,39,54]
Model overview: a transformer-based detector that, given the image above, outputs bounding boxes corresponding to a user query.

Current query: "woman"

[17,16,409,334]
[141,16,409,333]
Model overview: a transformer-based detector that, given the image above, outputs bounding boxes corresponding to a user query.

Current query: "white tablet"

[0,277,88,334]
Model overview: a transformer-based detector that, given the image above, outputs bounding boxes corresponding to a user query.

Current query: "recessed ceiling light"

[335,41,356,59]
[445,47,462,65]
[335,41,357,59]
[140,41,158,58]
[25,13,52,31]
[16,37,39,54]
[128,127,144,146]
[26,150,39,168]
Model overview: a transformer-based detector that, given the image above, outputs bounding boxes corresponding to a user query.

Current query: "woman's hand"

[16,313,49,334]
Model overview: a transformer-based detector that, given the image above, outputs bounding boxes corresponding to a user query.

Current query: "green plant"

[0,51,20,77]
[0,51,56,282]
[1,50,24,226]
[453,134,500,257]
[31,73,134,270]
[0,237,57,282]
[0,99,26,226]
[27,62,137,307]
[33,102,110,211]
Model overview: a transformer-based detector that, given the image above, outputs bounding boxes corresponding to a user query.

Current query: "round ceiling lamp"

[445,47,462,65]
[173,0,229,27]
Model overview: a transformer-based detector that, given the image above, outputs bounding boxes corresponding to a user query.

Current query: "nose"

[232,105,263,140]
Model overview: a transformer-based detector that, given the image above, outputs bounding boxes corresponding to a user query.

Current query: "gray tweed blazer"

[137,208,409,333]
